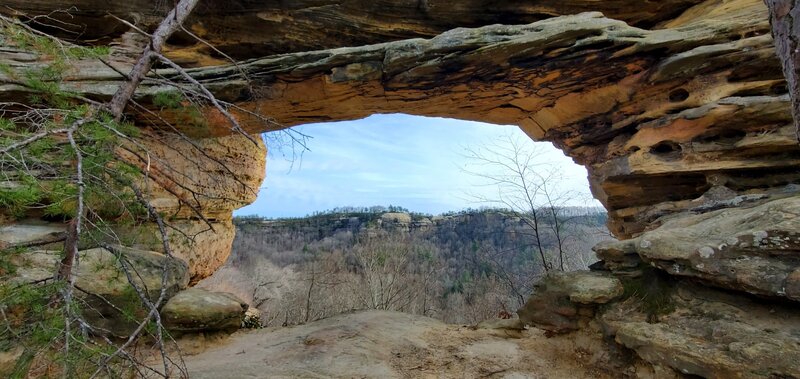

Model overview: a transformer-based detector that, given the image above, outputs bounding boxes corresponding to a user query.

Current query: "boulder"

[379,213,412,231]
[242,307,262,329]
[11,246,188,298]
[593,239,644,278]
[517,271,623,333]
[380,213,411,224]
[162,288,248,333]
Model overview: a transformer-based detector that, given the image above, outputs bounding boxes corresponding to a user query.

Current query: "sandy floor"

[180,310,616,379]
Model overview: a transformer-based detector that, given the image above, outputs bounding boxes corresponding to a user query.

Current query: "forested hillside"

[201,207,610,325]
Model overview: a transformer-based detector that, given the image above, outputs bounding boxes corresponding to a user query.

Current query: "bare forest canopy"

[3,0,800,377]
[234,205,608,222]
[201,208,610,326]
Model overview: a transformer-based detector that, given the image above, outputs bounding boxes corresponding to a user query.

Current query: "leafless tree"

[348,235,437,313]
[0,1,306,377]
[463,134,585,273]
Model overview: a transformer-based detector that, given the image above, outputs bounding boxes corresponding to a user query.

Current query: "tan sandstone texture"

[2,0,800,376]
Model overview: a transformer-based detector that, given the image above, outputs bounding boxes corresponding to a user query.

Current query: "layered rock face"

[3,0,791,239]
[10,245,190,337]
[1,0,704,61]
[3,0,800,375]
[117,133,266,281]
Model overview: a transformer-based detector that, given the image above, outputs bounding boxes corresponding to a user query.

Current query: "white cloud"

[236,114,600,217]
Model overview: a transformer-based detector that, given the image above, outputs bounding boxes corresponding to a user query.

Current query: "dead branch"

[107,0,200,119]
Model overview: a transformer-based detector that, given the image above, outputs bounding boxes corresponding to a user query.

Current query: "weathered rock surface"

[162,288,248,333]
[117,132,266,282]
[517,271,623,333]
[179,310,621,378]
[2,0,800,376]
[2,0,705,61]
[1,0,792,240]
[601,195,800,301]
[9,246,188,296]
[0,132,264,282]
[116,218,239,284]
[593,238,643,278]
[378,212,413,231]
[601,283,800,378]
[8,246,189,336]
[0,221,64,249]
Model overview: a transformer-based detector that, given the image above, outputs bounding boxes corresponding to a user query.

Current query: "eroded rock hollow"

[2,0,800,376]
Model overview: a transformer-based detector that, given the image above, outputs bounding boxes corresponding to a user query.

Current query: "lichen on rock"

[1,0,800,376]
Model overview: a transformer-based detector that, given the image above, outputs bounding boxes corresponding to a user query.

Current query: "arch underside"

[5,2,800,375]
[2,0,790,238]
[0,0,796,271]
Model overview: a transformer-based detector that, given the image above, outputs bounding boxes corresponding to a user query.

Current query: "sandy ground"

[179,310,615,379]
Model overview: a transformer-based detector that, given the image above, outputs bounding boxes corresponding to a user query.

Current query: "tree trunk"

[55,0,200,284]
[108,0,201,119]
[56,219,79,281]
[765,0,800,140]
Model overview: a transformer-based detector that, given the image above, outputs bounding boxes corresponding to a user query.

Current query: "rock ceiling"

[2,0,793,239]
[4,1,800,376]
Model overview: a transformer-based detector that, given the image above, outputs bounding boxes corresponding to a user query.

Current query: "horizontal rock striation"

[3,0,800,375]
[601,282,800,378]
[2,1,790,239]
[2,0,704,61]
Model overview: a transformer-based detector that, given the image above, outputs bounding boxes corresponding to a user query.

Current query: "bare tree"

[0,1,306,377]
[349,235,437,312]
[463,134,583,273]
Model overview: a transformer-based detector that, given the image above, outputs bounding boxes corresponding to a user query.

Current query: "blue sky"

[236,114,599,218]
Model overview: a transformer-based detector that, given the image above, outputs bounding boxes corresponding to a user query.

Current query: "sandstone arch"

[0,0,800,274]
[4,0,800,376]
[3,0,795,280]
[0,0,794,265]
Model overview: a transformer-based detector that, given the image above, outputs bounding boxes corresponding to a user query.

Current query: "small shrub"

[620,267,676,321]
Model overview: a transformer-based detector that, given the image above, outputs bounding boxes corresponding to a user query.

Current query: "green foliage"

[26,136,55,157]
[0,19,153,247]
[0,281,124,378]
[447,271,472,295]
[0,16,181,378]
[0,281,62,376]
[7,110,145,221]
[116,286,149,322]
[152,91,210,133]
[0,62,13,77]
[20,63,76,108]
[4,21,109,61]
[2,20,107,109]
[0,246,27,277]
[152,91,184,110]
[0,173,44,219]
[0,117,14,130]
[620,267,676,320]
[65,46,111,60]
[41,179,78,219]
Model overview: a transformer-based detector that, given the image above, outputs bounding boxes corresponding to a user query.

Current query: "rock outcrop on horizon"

[3,0,792,243]
[2,0,800,376]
